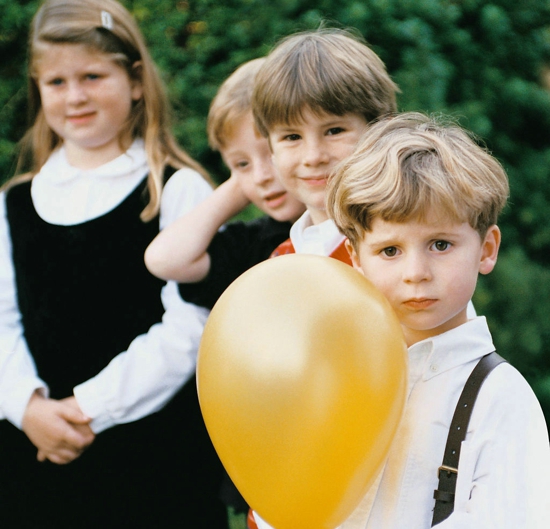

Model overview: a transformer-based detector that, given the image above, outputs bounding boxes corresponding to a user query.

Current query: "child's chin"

[269,213,290,223]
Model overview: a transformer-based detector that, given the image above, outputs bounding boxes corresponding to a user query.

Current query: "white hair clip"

[101,10,113,30]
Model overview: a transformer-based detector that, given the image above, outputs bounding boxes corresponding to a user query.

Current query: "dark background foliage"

[2,0,550,420]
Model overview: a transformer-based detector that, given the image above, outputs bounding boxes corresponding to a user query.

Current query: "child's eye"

[382,246,398,257]
[47,78,64,86]
[432,240,450,251]
[85,73,101,81]
[327,127,344,135]
[228,159,249,172]
[283,133,301,141]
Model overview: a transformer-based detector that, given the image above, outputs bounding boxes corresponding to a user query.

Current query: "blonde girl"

[0,0,228,527]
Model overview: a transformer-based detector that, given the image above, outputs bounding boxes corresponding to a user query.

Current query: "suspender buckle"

[438,464,458,476]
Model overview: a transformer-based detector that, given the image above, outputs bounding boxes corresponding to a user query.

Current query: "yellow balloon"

[197,254,407,529]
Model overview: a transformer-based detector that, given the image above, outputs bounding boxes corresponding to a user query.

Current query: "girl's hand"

[22,391,95,464]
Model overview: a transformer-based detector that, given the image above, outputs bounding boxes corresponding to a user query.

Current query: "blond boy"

[251,28,398,261]
[319,112,549,528]
[145,58,304,307]
[254,112,550,529]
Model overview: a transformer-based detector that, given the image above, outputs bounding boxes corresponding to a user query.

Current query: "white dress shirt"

[255,317,550,529]
[0,140,212,433]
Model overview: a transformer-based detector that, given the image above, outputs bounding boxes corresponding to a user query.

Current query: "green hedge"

[2,0,550,418]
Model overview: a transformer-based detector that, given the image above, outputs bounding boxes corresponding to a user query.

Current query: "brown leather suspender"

[431,351,506,526]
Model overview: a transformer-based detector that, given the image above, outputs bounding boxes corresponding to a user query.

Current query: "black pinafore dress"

[0,177,228,528]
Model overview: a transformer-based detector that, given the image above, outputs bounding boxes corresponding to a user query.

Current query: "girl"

[0,0,228,527]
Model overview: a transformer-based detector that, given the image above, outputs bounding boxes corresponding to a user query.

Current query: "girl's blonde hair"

[327,112,509,249]
[207,58,265,151]
[252,28,399,137]
[10,0,211,221]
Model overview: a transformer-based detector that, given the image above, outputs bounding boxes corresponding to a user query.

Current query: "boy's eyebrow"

[365,227,464,247]
[270,123,301,132]
[364,236,399,248]
[271,116,352,133]
[223,149,249,158]
[319,115,357,126]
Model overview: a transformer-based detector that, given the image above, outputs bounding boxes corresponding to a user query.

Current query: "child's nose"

[252,163,274,185]
[403,254,431,283]
[66,81,88,104]
[303,138,329,167]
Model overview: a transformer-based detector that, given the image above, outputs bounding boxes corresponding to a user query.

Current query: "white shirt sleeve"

[73,169,213,433]
[0,193,49,429]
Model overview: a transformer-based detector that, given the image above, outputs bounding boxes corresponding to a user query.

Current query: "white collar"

[35,139,148,185]
[289,211,346,256]
[408,316,496,382]
[31,139,149,225]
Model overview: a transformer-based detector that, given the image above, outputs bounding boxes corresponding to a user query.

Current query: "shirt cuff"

[73,380,113,433]
[2,379,48,429]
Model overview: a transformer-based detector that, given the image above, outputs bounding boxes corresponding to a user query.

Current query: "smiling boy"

[251,28,398,259]
[323,112,550,528]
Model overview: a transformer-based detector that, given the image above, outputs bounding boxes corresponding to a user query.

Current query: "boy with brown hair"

[251,27,398,262]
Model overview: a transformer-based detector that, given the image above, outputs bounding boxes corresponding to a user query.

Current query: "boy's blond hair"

[207,58,265,151]
[252,28,399,136]
[9,0,211,221]
[327,112,509,249]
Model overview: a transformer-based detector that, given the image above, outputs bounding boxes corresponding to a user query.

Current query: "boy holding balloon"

[252,112,550,529]
[325,112,550,528]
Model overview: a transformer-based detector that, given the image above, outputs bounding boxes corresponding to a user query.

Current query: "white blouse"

[0,140,213,433]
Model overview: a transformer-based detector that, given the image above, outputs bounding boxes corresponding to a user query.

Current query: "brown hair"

[9,0,211,221]
[327,112,509,248]
[252,28,399,137]
[207,58,265,151]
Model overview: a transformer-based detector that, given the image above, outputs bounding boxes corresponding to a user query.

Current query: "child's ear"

[345,239,364,275]
[130,61,144,101]
[479,225,501,275]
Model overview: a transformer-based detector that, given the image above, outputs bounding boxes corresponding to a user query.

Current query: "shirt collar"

[407,316,496,381]
[289,211,346,256]
[37,139,148,185]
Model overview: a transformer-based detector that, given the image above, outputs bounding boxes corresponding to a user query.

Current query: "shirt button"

[430,364,438,372]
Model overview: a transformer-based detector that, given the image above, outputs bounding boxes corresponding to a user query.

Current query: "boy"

[322,112,548,528]
[145,58,305,308]
[251,28,398,262]
[254,112,550,528]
